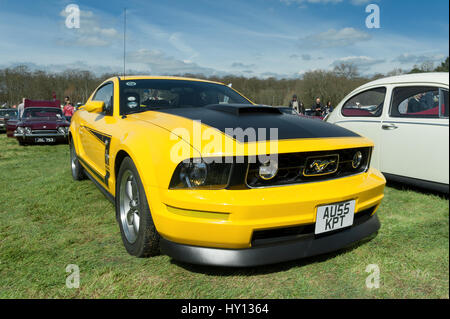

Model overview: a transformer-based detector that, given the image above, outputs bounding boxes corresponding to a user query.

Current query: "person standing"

[18,98,25,118]
[63,102,75,122]
[311,97,324,117]
[289,94,304,114]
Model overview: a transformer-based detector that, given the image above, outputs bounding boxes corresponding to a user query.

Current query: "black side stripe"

[82,162,115,205]
[82,126,112,187]
[78,156,110,188]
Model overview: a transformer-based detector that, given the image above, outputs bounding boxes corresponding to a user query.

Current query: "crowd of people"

[288,94,333,117]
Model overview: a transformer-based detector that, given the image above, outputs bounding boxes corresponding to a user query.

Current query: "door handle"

[382,123,398,130]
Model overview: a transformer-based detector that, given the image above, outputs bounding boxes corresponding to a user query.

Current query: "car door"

[79,82,117,187]
[332,87,387,170]
[380,85,449,185]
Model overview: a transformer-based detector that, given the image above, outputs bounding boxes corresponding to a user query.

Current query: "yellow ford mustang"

[69,76,385,267]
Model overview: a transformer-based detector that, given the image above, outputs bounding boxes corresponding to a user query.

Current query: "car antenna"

[123,8,127,80]
[121,8,128,120]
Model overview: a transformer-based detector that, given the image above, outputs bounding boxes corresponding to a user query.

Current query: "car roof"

[111,75,225,86]
[357,72,449,91]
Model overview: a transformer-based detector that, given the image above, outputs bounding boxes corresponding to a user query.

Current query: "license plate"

[315,200,355,235]
[35,137,55,143]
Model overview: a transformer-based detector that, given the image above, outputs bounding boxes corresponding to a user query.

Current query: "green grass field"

[0,134,448,298]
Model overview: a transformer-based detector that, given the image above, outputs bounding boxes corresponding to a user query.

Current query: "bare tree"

[333,63,360,79]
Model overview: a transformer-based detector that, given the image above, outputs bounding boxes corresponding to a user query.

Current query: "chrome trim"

[382,121,449,127]
[14,133,66,137]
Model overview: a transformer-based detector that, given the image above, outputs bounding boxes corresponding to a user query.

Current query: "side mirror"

[83,100,105,113]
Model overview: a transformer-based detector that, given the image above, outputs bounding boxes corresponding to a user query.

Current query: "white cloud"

[298,27,371,49]
[231,62,256,69]
[331,56,385,71]
[127,49,218,75]
[393,53,446,65]
[59,9,120,47]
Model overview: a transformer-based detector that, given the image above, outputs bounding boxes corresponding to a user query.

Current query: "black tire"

[70,138,86,181]
[116,157,160,257]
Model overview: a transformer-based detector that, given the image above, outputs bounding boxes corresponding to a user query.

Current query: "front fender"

[110,123,200,197]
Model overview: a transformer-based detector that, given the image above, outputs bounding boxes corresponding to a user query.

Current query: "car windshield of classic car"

[0,109,18,119]
[119,79,252,115]
[22,107,64,120]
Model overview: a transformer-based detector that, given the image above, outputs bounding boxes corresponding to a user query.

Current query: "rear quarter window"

[341,87,386,117]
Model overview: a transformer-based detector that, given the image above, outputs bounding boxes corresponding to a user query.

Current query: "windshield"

[0,110,18,118]
[22,107,64,119]
[119,79,252,115]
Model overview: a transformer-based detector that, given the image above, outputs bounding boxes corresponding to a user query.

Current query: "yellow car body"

[70,76,385,267]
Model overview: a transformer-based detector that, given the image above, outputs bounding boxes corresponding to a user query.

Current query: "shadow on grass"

[386,180,449,200]
[169,232,378,276]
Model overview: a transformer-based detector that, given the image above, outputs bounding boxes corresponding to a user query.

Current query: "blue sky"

[0,0,448,78]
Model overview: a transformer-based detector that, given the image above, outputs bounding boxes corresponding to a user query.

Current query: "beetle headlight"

[170,159,232,189]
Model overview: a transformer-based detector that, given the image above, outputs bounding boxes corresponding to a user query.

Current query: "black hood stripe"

[156,104,359,143]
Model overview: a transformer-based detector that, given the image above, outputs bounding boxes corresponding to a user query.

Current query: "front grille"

[251,205,377,246]
[32,130,57,134]
[246,147,371,188]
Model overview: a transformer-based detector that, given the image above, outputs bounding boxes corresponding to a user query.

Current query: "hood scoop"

[205,104,282,116]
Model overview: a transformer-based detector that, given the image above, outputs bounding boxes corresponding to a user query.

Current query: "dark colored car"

[6,99,70,145]
[0,109,18,132]
[302,109,325,120]
[274,106,300,116]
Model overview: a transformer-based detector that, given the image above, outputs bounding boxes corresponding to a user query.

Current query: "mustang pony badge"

[304,155,339,176]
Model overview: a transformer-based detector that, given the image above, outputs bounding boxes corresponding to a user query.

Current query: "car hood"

[129,104,359,143]
[19,118,69,129]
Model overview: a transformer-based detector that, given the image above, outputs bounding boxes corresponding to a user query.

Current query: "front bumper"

[150,168,385,250]
[160,212,380,267]
[14,132,68,142]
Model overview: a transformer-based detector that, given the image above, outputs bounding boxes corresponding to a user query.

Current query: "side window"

[342,87,386,117]
[93,83,114,116]
[390,86,444,118]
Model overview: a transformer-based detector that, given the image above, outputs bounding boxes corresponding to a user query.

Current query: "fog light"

[58,127,66,134]
[352,151,363,169]
[259,158,278,180]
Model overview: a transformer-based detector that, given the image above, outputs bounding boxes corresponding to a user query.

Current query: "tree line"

[0,57,448,109]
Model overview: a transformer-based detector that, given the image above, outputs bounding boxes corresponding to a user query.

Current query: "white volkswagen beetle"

[327,73,449,193]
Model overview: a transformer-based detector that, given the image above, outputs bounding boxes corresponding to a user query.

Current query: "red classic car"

[6,99,70,145]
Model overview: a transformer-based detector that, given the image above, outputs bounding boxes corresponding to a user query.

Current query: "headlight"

[258,158,278,180]
[169,159,232,189]
[24,127,32,134]
[352,151,363,169]
[16,127,24,134]
[58,127,66,134]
